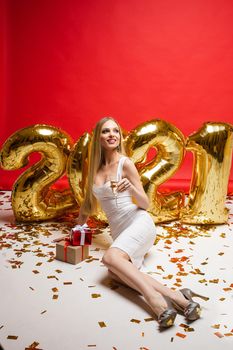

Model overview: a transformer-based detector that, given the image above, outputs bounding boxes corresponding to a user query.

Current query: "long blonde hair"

[81,117,125,215]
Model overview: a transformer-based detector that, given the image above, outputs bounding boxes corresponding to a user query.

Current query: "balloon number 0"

[0,120,232,224]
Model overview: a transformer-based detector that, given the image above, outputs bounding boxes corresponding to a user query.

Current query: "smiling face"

[100,119,121,151]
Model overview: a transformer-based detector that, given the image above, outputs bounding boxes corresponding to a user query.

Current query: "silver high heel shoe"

[158,296,177,328]
[172,288,209,321]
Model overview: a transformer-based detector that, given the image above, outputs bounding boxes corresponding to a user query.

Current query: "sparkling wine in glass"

[109,175,118,207]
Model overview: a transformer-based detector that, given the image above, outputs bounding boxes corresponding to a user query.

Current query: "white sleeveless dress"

[93,156,156,269]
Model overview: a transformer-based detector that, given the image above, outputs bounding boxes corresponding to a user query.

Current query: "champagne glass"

[109,175,118,207]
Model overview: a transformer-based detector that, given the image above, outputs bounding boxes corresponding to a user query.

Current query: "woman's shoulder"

[121,156,136,171]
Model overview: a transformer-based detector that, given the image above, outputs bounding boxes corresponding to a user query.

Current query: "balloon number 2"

[0,125,77,221]
[0,120,232,224]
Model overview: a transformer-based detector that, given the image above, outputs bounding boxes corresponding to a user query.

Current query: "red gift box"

[70,227,92,246]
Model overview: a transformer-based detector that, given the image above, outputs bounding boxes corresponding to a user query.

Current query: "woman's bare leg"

[103,250,168,316]
[103,248,189,311]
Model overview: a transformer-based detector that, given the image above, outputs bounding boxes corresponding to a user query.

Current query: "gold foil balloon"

[181,122,233,224]
[67,132,91,205]
[0,124,76,222]
[125,119,185,223]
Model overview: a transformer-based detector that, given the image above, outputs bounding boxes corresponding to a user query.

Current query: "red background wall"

[0,0,232,191]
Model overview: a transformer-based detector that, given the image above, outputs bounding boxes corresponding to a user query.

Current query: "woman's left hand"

[117,178,133,193]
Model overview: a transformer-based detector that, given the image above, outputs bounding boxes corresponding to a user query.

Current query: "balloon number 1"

[181,122,233,224]
[0,121,232,224]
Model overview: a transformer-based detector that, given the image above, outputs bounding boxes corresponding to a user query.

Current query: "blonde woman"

[74,117,205,328]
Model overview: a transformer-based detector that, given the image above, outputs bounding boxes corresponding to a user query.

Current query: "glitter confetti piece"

[141,332,144,337]
[98,321,106,328]
[87,345,96,348]
[179,323,189,328]
[25,341,40,349]
[91,294,101,298]
[52,287,58,292]
[55,270,62,273]
[184,327,194,332]
[171,337,174,342]
[224,333,233,336]
[32,270,40,274]
[47,275,58,280]
[214,332,224,338]
[218,252,224,256]
[219,298,225,301]
[198,279,207,283]
[176,333,186,338]
[209,279,219,283]
[157,265,165,272]
[63,282,72,285]
[130,319,141,324]
[144,317,154,322]
[88,285,96,288]
[175,249,184,253]
[36,262,43,266]
[7,335,18,340]
[29,287,34,291]
[0,325,4,329]
[223,288,232,291]
[40,310,47,314]
[211,324,220,329]
[53,294,58,300]
[163,274,173,280]
[230,283,233,288]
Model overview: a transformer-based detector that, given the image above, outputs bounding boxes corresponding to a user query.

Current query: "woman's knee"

[102,248,129,268]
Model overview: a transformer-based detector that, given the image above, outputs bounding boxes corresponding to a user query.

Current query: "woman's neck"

[103,150,120,166]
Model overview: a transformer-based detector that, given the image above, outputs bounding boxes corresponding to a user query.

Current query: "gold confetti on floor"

[98,321,107,328]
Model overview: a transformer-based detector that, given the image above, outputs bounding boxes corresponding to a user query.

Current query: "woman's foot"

[170,289,203,321]
[146,294,177,328]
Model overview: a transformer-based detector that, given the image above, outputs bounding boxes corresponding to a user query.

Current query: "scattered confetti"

[211,324,220,329]
[130,319,141,324]
[47,275,58,280]
[7,335,18,340]
[91,294,101,298]
[214,332,224,338]
[176,332,186,338]
[98,321,107,328]
[25,341,40,349]
[144,317,154,322]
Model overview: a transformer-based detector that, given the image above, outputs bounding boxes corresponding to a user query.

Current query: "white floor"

[0,191,233,350]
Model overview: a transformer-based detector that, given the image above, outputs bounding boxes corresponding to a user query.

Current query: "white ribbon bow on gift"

[70,223,89,245]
